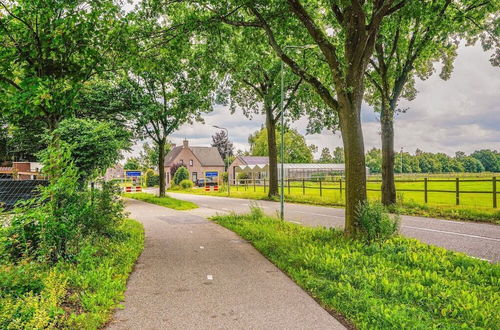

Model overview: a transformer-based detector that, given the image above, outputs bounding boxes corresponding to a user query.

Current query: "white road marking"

[402,225,500,242]
[200,246,204,249]
[207,275,213,280]
[292,210,344,219]
[221,208,230,211]
[290,221,302,224]
[470,256,491,262]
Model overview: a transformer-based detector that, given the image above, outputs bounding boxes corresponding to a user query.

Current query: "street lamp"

[400,146,404,174]
[213,125,230,196]
[279,44,317,220]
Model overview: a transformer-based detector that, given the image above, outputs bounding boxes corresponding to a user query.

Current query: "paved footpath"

[107,198,345,330]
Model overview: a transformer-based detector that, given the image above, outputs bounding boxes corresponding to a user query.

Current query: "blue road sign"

[205,171,218,178]
[125,171,142,177]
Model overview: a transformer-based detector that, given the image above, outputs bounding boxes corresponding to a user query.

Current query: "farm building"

[229,156,369,183]
[0,162,43,180]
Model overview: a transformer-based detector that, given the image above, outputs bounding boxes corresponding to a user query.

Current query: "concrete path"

[107,199,345,330]
[165,192,500,263]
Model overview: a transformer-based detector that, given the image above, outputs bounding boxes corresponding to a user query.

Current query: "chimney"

[183,139,189,149]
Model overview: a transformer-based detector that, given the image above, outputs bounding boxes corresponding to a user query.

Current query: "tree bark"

[381,102,396,205]
[265,101,279,197]
[158,138,166,197]
[338,97,367,237]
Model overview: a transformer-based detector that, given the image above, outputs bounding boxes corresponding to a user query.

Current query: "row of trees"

[366,148,500,174]
[1,0,498,237]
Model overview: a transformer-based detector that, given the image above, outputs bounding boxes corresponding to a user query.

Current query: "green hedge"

[212,211,500,329]
[0,219,144,329]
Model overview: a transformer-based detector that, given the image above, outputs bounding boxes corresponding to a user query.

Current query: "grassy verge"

[0,218,144,329]
[212,211,500,329]
[172,188,500,224]
[123,192,198,210]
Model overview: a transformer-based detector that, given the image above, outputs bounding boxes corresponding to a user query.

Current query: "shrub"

[173,167,189,185]
[237,172,250,184]
[355,201,400,243]
[170,163,185,179]
[145,169,159,187]
[179,179,193,189]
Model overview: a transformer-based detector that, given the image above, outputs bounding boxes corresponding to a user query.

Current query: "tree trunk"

[338,98,367,237]
[158,138,166,197]
[381,102,396,206]
[265,102,279,198]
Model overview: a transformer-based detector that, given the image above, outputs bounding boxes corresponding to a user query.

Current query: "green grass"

[171,178,500,224]
[212,211,500,329]
[0,218,144,329]
[123,192,198,210]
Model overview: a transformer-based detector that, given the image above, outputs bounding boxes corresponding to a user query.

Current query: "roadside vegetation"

[212,208,500,329]
[123,192,198,210]
[0,145,144,329]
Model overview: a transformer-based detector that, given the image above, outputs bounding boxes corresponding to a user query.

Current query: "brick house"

[164,140,225,186]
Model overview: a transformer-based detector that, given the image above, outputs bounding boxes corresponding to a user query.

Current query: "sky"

[126,43,499,160]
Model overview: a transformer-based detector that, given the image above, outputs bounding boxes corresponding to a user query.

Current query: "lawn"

[172,175,500,223]
[123,192,198,210]
[0,218,144,329]
[212,211,500,329]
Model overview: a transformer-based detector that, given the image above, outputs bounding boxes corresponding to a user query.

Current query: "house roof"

[239,156,269,165]
[164,146,225,167]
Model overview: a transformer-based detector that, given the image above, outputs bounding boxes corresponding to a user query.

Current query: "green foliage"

[173,167,189,185]
[145,169,160,187]
[0,219,144,329]
[249,127,315,163]
[124,157,141,171]
[123,193,197,210]
[179,179,194,189]
[52,118,132,184]
[212,213,500,329]
[366,148,382,174]
[356,201,400,243]
[471,149,500,172]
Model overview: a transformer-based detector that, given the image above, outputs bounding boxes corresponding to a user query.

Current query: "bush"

[237,172,250,184]
[173,166,189,185]
[356,201,399,243]
[145,169,159,187]
[179,179,193,189]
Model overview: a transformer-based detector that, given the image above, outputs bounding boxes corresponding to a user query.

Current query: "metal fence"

[230,176,498,208]
[0,179,48,211]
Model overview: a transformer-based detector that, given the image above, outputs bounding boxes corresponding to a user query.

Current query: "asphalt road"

[167,192,500,263]
[108,199,345,329]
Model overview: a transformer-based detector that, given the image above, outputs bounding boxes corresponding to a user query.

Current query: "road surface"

[166,192,500,263]
[108,199,345,329]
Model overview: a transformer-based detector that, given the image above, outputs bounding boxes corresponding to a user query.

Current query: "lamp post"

[400,146,404,174]
[279,44,317,220]
[213,125,230,196]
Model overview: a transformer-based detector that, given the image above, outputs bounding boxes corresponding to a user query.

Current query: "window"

[192,172,197,182]
[189,159,193,166]
[180,160,184,165]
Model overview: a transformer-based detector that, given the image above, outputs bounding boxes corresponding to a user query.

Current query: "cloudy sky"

[128,43,499,159]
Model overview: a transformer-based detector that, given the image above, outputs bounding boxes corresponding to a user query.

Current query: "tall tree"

[319,148,333,163]
[195,0,407,235]
[364,0,499,205]
[0,0,124,130]
[211,130,234,168]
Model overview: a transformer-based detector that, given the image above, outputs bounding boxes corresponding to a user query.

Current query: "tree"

[249,127,315,163]
[364,0,498,205]
[173,166,189,185]
[196,0,410,235]
[366,148,382,174]
[124,158,141,171]
[319,148,333,163]
[52,118,132,184]
[471,149,500,172]
[211,130,234,168]
[139,142,172,171]
[127,6,216,197]
[332,147,345,164]
[460,157,485,173]
[0,0,124,130]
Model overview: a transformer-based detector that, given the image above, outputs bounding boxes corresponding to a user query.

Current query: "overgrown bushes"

[173,166,189,185]
[356,201,400,243]
[179,179,193,189]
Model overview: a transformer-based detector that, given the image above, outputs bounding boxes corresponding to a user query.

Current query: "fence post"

[424,177,428,204]
[302,178,305,195]
[319,179,322,197]
[455,177,460,206]
[493,176,497,208]
[263,179,266,193]
[288,178,291,195]
[339,178,343,199]
[254,178,256,192]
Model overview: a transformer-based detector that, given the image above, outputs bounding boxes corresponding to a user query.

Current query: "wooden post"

[319,179,322,197]
[339,178,343,199]
[493,176,497,208]
[288,178,291,195]
[456,177,460,206]
[302,178,305,195]
[424,178,428,204]
[263,178,266,193]
[254,177,256,192]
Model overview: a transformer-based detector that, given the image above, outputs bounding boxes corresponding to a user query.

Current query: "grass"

[123,192,198,210]
[171,179,500,224]
[0,218,144,329]
[212,211,500,329]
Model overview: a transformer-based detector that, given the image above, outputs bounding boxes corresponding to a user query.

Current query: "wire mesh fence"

[0,179,49,211]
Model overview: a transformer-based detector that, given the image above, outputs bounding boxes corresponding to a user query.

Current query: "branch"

[0,75,22,90]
